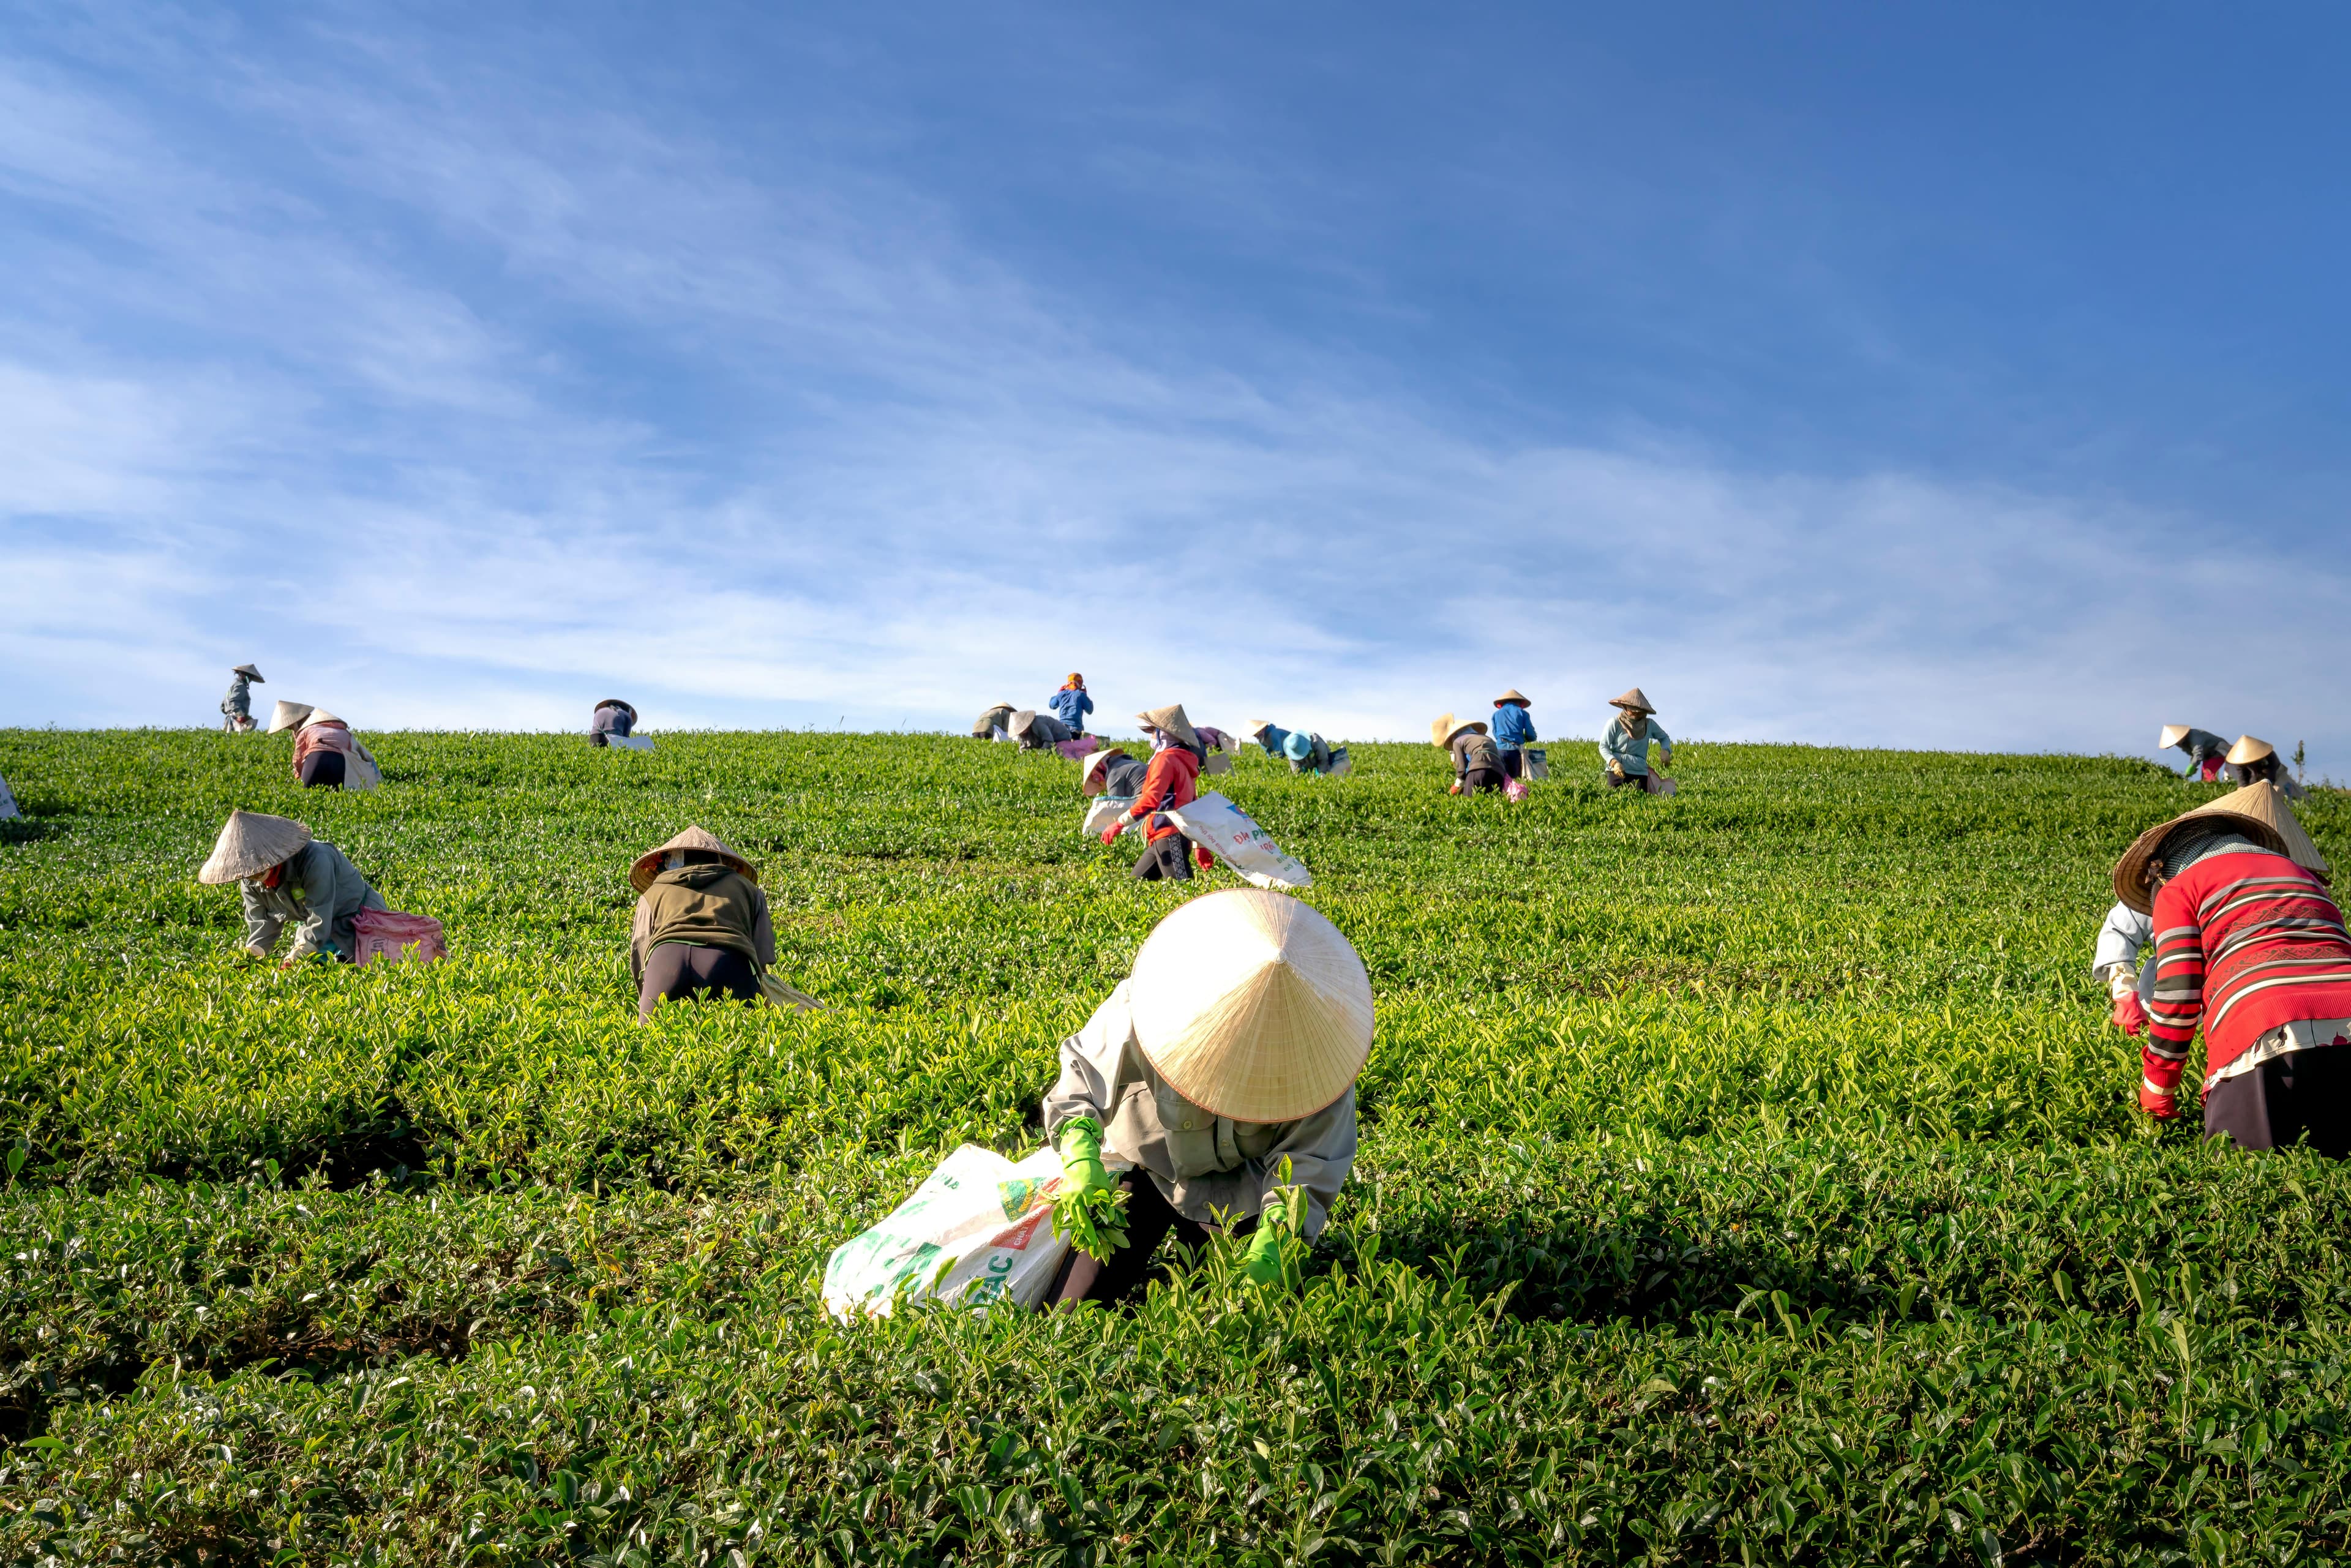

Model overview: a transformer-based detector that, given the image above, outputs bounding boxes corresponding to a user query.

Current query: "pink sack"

[351,909,448,966]
[1504,776,1531,803]
[1055,736,1102,761]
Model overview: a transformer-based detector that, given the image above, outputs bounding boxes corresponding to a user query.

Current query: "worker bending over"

[590,699,639,746]
[628,827,782,1019]
[2159,724,2227,781]
[1434,714,1505,795]
[2117,783,2349,1152]
[1103,704,1212,880]
[269,702,381,790]
[1042,890,1370,1305]
[220,664,264,732]
[2225,736,2305,800]
[1490,689,1536,778]
[970,703,1017,741]
[1600,688,1673,792]
[198,810,388,967]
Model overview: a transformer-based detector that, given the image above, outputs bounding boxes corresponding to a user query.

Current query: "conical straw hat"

[266,700,315,734]
[1494,688,1531,706]
[1081,747,1128,793]
[1245,719,1275,735]
[629,825,758,893]
[1128,890,1374,1124]
[2111,782,2325,913]
[306,710,343,727]
[1008,709,1040,739]
[1429,713,1487,749]
[197,810,311,883]
[233,663,263,680]
[1610,687,1655,713]
[2227,735,2276,766]
[1136,704,1201,751]
[2158,724,2192,749]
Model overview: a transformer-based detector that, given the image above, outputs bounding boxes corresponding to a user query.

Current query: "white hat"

[1430,713,1487,749]
[1245,719,1276,736]
[266,700,315,733]
[2158,724,2192,749]
[197,810,312,883]
[1137,704,1202,751]
[1127,890,1374,1124]
[1081,747,1129,795]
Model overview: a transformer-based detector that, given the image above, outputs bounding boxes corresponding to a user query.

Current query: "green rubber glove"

[1057,1117,1112,1196]
[1242,1221,1292,1288]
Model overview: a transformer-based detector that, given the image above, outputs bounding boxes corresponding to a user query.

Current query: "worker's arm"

[1251,1090,1357,1241]
[1650,722,1673,767]
[1598,721,1626,773]
[2140,883,2205,1114]
[286,846,364,961]
[629,898,651,986]
[240,882,284,956]
[1041,983,1133,1138]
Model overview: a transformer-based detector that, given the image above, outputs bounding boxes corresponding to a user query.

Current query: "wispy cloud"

[1,5,2342,769]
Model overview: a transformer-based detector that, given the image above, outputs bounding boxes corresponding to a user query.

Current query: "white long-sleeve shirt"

[2093,901,2156,1002]
[1042,981,1356,1238]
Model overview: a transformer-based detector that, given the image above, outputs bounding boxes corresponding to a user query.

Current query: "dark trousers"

[1133,835,1193,881]
[2203,1048,2351,1157]
[1499,749,1524,780]
[1044,1171,1254,1309]
[1605,768,1652,791]
[1459,767,1505,795]
[297,751,345,789]
[637,942,761,1019]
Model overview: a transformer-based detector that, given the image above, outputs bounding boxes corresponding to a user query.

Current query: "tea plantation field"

[2,728,2348,1566]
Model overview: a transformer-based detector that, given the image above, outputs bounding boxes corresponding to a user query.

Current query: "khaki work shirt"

[1042,981,1356,1238]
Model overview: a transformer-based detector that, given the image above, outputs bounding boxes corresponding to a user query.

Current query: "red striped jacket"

[2145,849,2351,1094]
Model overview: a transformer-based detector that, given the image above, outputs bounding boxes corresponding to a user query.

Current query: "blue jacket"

[1256,724,1292,758]
[1049,688,1095,730]
[1490,705,1536,749]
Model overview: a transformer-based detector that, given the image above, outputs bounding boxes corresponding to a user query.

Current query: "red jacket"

[2145,849,2351,1094]
[1126,748,1200,844]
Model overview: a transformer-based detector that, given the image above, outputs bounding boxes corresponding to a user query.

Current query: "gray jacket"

[221,673,255,718]
[240,839,388,961]
[1043,981,1356,1238]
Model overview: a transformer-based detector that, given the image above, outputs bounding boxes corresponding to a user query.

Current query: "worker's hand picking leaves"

[1050,1117,1130,1263]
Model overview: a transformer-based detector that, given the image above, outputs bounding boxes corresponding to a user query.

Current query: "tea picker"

[1103,704,1216,881]
[2224,735,2304,800]
[628,826,817,1018]
[197,810,389,968]
[1490,688,1538,779]
[220,664,264,732]
[2092,900,2156,1038]
[268,702,383,790]
[1007,708,1074,751]
[1600,688,1674,793]
[2159,724,2227,781]
[970,702,1018,741]
[2114,782,2350,1152]
[1434,713,1505,795]
[1041,889,1371,1307]
[590,699,651,750]
[1048,673,1095,737]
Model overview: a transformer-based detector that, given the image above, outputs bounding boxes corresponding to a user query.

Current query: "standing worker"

[1041,889,1371,1305]
[2225,737,2306,800]
[1490,689,1537,779]
[2159,724,2228,782]
[590,699,639,747]
[1600,688,1673,792]
[196,809,388,968]
[628,827,788,1019]
[1433,714,1505,795]
[2115,782,2350,1152]
[220,664,264,732]
[1102,704,1213,881]
[1049,674,1095,738]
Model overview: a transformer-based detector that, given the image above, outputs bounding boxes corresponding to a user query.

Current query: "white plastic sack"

[1523,747,1548,781]
[822,1144,1072,1319]
[607,735,656,752]
[344,739,383,792]
[1082,797,1136,838]
[0,775,16,820]
[1164,791,1312,891]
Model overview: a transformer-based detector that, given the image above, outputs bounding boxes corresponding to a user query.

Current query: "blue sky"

[4,2,2345,766]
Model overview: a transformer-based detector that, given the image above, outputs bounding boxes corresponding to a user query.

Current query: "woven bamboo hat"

[1610,688,1656,713]
[2158,724,2193,749]
[629,825,757,893]
[1245,719,1275,737]
[1430,713,1487,749]
[1128,890,1374,1124]
[1494,688,1531,707]
[197,809,311,883]
[1081,746,1128,795]
[1137,704,1201,751]
[266,700,315,734]
[1008,708,1041,740]
[232,663,264,681]
[2111,782,2326,913]
[2227,735,2276,766]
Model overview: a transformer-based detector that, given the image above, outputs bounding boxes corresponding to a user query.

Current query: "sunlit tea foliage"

[1,727,2347,1564]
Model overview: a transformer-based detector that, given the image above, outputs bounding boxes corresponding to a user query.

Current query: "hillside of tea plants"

[2,727,2349,1566]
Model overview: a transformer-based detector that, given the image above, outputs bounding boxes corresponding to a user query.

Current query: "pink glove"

[1100,823,1124,846]
[2110,993,2148,1036]
[2139,1084,2178,1120]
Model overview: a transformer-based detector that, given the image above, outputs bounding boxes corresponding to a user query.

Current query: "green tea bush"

[1,727,2347,1564]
